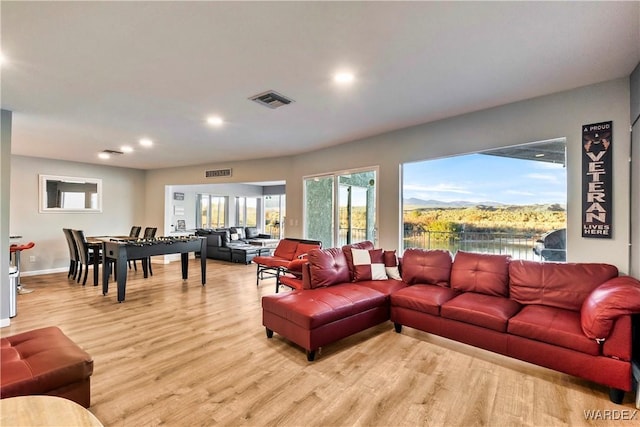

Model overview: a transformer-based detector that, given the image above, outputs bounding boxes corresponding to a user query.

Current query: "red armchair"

[253,238,321,292]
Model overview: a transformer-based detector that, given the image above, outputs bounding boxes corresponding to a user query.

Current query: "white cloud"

[504,190,535,196]
[404,183,472,194]
[525,173,559,182]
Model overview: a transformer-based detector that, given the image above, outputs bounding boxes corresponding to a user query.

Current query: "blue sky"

[403,153,567,206]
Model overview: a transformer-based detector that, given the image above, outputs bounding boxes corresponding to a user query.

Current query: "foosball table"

[101,235,207,302]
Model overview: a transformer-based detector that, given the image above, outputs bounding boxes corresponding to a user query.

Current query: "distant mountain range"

[403,198,504,208]
[403,198,566,210]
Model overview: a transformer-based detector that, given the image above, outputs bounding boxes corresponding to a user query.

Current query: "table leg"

[181,253,188,279]
[102,243,109,295]
[142,258,149,278]
[200,240,207,285]
[116,250,128,302]
[92,247,99,286]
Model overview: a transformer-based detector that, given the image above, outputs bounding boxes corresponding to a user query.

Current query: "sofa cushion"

[352,248,387,281]
[401,249,452,287]
[229,227,245,240]
[294,242,321,260]
[215,229,231,244]
[343,241,376,280]
[450,251,510,297]
[261,284,386,329]
[391,284,459,316]
[274,239,299,260]
[307,247,351,288]
[245,227,259,239]
[205,234,222,247]
[508,305,600,356]
[441,293,521,332]
[383,250,401,280]
[253,255,291,269]
[286,258,308,274]
[356,279,407,296]
[509,260,618,311]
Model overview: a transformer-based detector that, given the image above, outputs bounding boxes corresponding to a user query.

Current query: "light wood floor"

[3,259,637,426]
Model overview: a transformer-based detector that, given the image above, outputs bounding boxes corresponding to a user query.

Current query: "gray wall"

[145,77,634,273]
[631,62,640,277]
[10,156,146,274]
[1,110,12,326]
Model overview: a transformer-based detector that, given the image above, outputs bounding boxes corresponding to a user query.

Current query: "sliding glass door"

[304,169,377,248]
[264,195,286,239]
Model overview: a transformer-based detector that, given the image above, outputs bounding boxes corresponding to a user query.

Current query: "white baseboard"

[20,255,192,276]
[0,317,10,328]
[20,267,68,277]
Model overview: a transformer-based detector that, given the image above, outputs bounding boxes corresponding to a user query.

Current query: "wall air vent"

[102,149,124,155]
[249,90,294,109]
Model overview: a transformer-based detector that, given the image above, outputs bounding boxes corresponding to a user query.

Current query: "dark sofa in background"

[195,227,273,262]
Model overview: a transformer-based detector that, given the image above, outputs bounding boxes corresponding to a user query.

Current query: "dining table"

[98,236,207,302]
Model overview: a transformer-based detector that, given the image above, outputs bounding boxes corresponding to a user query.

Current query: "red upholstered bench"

[0,326,94,408]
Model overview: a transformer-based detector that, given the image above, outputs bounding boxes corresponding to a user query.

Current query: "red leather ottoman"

[0,326,94,408]
[262,284,388,361]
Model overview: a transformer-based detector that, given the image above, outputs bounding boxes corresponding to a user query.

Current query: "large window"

[236,197,258,227]
[197,194,226,229]
[304,169,377,248]
[402,139,567,261]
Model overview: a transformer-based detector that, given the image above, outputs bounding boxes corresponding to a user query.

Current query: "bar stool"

[9,242,35,294]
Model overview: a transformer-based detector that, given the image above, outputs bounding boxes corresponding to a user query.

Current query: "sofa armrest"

[286,258,308,276]
[581,276,640,341]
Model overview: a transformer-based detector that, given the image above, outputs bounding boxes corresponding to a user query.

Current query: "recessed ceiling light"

[121,145,133,153]
[334,72,355,84]
[535,153,545,158]
[206,116,224,127]
[98,152,110,160]
[139,138,153,147]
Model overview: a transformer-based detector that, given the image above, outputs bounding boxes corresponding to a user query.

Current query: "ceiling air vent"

[102,149,123,155]
[249,90,294,109]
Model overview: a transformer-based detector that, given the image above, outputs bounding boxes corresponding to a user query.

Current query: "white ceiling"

[2,1,639,170]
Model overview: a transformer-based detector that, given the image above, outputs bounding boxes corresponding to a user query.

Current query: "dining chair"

[131,227,157,276]
[129,226,142,238]
[63,228,80,280]
[71,229,100,286]
[143,227,157,239]
[127,226,142,270]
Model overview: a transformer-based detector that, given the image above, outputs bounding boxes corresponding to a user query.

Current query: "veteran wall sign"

[582,121,612,238]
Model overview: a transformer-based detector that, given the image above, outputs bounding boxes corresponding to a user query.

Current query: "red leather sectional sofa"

[262,242,640,403]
